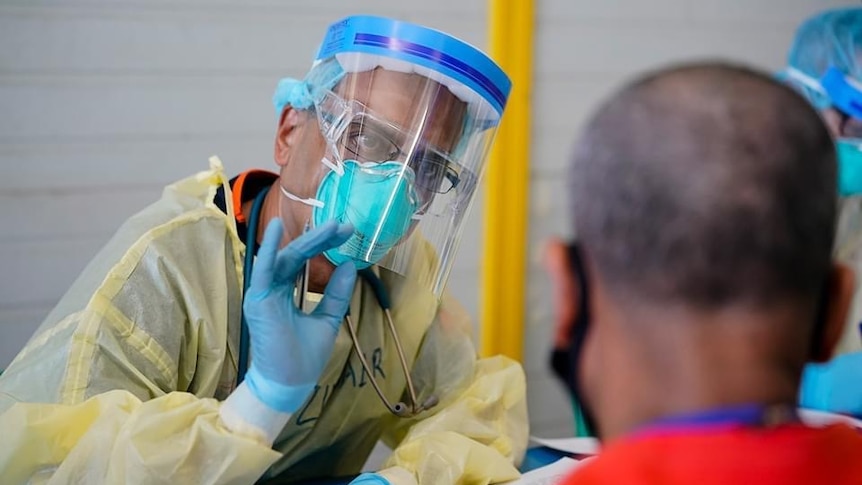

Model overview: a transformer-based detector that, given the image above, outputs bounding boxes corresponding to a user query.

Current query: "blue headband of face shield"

[821,66,862,119]
[272,15,511,121]
[314,15,510,116]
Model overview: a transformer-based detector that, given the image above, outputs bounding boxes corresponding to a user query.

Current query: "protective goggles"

[784,66,862,137]
[821,67,862,138]
[314,88,462,207]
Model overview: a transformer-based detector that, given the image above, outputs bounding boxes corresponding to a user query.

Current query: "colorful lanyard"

[636,404,799,437]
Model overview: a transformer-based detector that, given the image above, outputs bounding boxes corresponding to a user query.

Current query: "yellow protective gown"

[834,197,862,355]
[0,159,528,485]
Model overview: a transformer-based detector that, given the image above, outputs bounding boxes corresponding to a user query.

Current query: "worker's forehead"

[337,69,455,101]
[335,70,467,150]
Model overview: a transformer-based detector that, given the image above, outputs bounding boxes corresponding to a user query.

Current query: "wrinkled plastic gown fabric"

[0,159,528,485]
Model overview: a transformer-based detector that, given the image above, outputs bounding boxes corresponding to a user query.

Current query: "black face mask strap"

[565,242,599,437]
[809,278,833,361]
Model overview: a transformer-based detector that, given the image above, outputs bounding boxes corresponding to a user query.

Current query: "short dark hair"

[570,62,836,308]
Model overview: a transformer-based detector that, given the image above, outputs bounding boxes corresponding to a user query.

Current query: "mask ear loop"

[809,277,833,362]
[277,141,351,211]
[279,185,325,208]
[321,155,345,176]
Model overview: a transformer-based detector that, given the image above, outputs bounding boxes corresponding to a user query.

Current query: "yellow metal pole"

[481,0,533,361]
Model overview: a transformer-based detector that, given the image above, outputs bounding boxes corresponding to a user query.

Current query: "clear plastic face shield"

[783,66,862,196]
[274,16,511,298]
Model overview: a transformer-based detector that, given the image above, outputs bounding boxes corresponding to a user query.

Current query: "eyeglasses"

[314,89,462,197]
[835,109,862,138]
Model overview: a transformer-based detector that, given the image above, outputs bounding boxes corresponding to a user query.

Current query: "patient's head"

[558,62,852,439]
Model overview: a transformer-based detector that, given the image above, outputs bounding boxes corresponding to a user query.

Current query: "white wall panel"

[0,190,157,242]
[0,238,105,308]
[0,5,484,75]
[0,138,273,191]
[0,308,53,369]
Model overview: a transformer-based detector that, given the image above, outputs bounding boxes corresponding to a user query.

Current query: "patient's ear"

[814,262,855,362]
[274,107,304,168]
[544,238,580,348]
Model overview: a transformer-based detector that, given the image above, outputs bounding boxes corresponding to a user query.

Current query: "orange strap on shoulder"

[232,169,277,224]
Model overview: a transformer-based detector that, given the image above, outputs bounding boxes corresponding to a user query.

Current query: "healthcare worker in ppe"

[779,7,862,418]
[0,16,528,485]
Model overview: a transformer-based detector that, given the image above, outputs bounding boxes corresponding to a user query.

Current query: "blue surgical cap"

[272,58,345,116]
[786,7,862,109]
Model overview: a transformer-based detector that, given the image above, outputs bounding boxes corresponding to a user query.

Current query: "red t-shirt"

[562,424,862,484]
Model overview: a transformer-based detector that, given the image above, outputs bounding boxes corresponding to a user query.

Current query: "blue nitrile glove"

[349,473,390,485]
[799,351,862,418]
[244,218,357,413]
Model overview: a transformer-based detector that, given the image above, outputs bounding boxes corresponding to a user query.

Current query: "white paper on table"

[502,457,585,485]
[529,436,600,456]
[798,408,862,429]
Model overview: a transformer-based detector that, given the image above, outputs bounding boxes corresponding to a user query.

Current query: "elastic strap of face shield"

[782,66,862,119]
[821,66,862,120]
[781,66,832,110]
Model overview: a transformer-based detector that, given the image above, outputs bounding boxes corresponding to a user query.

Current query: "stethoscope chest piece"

[343,282,438,419]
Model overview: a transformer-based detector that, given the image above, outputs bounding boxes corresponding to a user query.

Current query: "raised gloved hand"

[799,351,862,418]
[244,218,357,413]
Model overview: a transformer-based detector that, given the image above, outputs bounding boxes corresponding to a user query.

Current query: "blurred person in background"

[780,6,862,419]
[0,16,527,485]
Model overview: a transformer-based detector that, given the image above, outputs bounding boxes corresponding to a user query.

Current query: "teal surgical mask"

[838,139,862,196]
[282,160,421,269]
